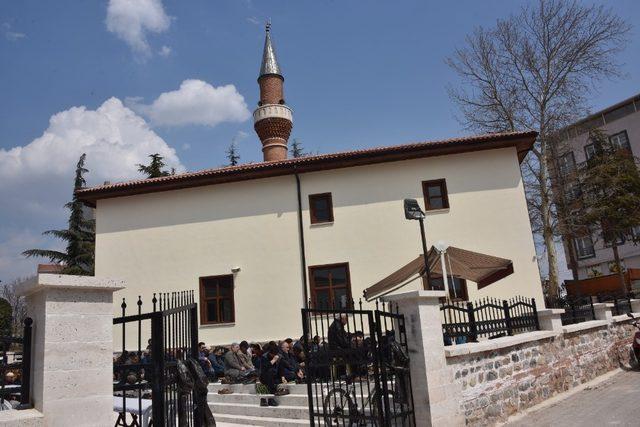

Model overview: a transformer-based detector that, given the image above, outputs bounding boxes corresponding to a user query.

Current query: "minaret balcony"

[253,104,293,124]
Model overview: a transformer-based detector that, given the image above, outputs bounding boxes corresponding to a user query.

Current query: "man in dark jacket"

[278,341,303,382]
[328,314,351,350]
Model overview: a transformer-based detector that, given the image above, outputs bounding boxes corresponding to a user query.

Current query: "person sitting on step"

[278,341,304,383]
[259,343,288,407]
[208,346,226,380]
[224,343,256,383]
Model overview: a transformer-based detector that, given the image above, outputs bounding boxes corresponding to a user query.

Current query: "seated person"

[350,331,368,377]
[278,341,304,383]
[224,343,256,383]
[238,341,255,370]
[250,343,263,371]
[198,342,217,380]
[208,346,226,378]
[259,343,288,406]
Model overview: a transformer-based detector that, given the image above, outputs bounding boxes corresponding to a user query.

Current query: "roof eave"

[76,131,537,207]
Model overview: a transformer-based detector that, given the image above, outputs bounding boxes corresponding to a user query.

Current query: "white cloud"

[129,79,251,127]
[0,98,184,281]
[246,16,261,26]
[158,45,172,57]
[2,23,26,41]
[181,143,191,151]
[106,0,171,58]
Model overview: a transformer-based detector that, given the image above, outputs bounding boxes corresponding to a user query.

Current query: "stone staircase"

[208,382,312,426]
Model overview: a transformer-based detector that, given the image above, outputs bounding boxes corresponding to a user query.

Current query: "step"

[208,391,310,406]
[213,413,311,427]
[208,382,309,395]
[209,401,309,420]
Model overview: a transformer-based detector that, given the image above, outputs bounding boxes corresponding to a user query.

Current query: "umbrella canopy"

[363,246,513,301]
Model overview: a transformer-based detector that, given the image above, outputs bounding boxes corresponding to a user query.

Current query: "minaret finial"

[266,20,271,33]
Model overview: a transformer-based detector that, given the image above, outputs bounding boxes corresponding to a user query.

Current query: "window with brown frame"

[309,263,352,309]
[199,275,235,324]
[309,193,334,224]
[422,179,449,210]
[428,275,468,301]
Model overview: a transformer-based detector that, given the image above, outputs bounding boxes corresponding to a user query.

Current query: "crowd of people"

[194,315,372,407]
[197,338,309,407]
[113,315,372,408]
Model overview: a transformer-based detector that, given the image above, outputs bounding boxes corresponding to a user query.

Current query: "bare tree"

[446,0,629,298]
[0,277,30,335]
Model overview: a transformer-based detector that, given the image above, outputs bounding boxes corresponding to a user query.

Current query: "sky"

[1,0,639,283]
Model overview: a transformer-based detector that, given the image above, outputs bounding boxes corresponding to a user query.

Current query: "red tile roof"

[76,130,537,206]
[37,263,64,274]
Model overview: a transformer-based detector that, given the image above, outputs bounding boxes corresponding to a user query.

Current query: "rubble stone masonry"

[446,320,636,426]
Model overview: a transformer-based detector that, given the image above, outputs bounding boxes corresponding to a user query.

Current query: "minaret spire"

[260,21,282,78]
[253,23,293,162]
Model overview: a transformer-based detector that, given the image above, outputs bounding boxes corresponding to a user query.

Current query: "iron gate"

[113,291,201,427]
[302,300,415,426]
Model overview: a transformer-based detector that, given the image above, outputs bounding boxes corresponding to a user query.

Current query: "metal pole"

[439,249,450,298]
[418,218,432,289]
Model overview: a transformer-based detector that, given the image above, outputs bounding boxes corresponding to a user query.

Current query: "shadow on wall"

[97,148,523,234]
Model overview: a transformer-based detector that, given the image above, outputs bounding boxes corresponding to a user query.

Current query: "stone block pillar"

[17,274,124,427]
[537,308,565,333]
[593,302,614,322]
[382,290,463,427]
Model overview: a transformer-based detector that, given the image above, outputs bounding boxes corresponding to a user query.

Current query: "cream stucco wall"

[96,147,542,346]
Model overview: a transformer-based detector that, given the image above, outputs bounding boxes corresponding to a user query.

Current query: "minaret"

[253,23,293,162]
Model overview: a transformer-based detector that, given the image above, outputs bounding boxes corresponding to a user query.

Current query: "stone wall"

[446,319,636,426]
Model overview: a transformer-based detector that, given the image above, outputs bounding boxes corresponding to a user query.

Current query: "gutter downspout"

[295,172,309,306]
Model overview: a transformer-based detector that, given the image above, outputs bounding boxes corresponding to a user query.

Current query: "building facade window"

[630,225,640,240]
[199,275,235,324]
[574,235,595,259]
[422,179,449,210]
[309,193,334,224]
[609,130,631,152]
[558,152,576,176]
[309,263,352,309]
[584,143,597,160]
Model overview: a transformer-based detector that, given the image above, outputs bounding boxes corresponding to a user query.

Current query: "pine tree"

[290,138,306,158]
[577,128,640,291]
[226,141,240,166]
[23,154,95,275]
[138,154,171,178]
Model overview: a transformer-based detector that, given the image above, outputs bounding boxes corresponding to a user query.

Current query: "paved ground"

[506,370,640,426]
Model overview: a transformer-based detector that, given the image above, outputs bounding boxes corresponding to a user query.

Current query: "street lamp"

[404,198,432,289]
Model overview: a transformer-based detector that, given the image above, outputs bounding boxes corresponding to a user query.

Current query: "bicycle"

[322,342,411,426]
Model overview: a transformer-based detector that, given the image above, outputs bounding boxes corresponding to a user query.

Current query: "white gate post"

[382,290,463,427]
[17,274,124,427]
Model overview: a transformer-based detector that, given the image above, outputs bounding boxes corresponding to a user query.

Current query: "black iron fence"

[113,291,201,427]
[0,318,33,410]
[302,299,415,426]
[596,292,635,316]
[440,296,539,344]
[546,296,596,326]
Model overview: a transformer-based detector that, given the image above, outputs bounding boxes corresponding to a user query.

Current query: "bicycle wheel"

[323,388,358,427]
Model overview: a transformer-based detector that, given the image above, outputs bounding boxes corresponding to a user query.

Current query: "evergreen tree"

[138,154,171,178]
[23,154,95,275]
[290,138,306,158]
[577,129,640,291]
[226,141,240,166]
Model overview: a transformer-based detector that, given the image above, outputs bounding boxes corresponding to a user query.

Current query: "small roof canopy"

[363,246,514,301]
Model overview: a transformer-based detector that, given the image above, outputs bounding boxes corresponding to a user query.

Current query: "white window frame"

[584,144,597,160]
[558,152,576,176]
[609,130,630,151]
[574,235,595,259]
